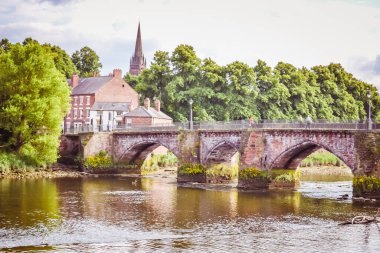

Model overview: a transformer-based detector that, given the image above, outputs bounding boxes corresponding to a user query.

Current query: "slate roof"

[124,106,172,120]
[68,76,113,95]
[91,102,130,111]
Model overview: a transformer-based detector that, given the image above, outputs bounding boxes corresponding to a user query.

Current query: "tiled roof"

[91,102,130,111]
[68,76,113,95]
[125,106,172,120]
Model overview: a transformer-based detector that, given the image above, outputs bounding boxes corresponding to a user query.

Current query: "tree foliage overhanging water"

[126,44,380,122]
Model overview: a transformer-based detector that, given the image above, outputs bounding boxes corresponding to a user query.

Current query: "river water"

[1,175,380,252]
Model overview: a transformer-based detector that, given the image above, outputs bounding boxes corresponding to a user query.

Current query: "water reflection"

[0,179,60,228]
[1,176,380,252]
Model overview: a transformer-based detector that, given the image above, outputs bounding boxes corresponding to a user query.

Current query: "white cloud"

[0,0,379,88]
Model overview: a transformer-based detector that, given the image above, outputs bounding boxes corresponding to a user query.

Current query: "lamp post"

[367,90,372,130]
[188,98,193,130]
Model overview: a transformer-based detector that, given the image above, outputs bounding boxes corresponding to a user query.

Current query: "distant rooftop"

[67,76,113,95]
[125,106,172,120]
[91,102,130,111]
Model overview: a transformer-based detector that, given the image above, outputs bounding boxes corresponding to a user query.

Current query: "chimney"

[71,73,79,88]
[154,99,161,111]
[113,69,122,79]
[144,98,150,110]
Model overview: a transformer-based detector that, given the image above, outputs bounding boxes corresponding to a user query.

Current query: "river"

[1,175,380,252]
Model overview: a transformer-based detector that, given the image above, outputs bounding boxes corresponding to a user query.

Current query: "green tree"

[71,46,102,77]
[134,50,172,103]
[225,61,258,120]
[254,60,291,120]
[312,65,359,120]
[0,43,71,166]
[0,38,11,52]
[123,44,380,123]
[166,44,202,121]
[44,44,78,78]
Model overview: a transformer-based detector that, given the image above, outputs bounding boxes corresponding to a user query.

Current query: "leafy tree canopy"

[71,46,102,77]
[1,37,78,78]
[0,42,71,166]
[129,44,380,122]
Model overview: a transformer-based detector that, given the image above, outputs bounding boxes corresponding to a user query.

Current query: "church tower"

[129,22,146,76]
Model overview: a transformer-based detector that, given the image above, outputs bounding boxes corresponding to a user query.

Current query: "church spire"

[129,22,146,76]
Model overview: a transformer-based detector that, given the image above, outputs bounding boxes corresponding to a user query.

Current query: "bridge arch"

[204,140,240,166]
[117,140,179,165]
[268,140,353,172]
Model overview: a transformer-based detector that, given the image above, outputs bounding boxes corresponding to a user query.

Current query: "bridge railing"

[63,120,379,134]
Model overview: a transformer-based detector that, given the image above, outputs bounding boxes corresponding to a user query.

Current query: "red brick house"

[123,98,173,126]
[64,69,139,132]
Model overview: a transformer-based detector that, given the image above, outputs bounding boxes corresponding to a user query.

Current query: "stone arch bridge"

[61,129,380,183]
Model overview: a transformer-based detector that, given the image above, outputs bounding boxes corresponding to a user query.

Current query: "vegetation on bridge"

[126,44,380,122]
[205,164,239,179]
[239,167,301,185]
[84,150,112,170]
[239,167,271,181]
[178,163,206,175]
[353,176,380,197]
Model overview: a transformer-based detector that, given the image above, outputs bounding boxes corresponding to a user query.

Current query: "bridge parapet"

[63,120,380,135]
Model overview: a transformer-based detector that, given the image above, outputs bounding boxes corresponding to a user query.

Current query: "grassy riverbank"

[0,164,83,179]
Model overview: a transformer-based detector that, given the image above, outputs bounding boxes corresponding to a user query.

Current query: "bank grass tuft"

[300,151,343,167]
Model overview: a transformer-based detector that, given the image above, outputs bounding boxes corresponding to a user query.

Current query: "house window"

[86,109,90,117]
[109,112,112,120]
[80,109,83,118]
[74,96,78,105]
[86,96,90,105]
[79,96,83,105]
[74,109,78,119]
[116,111,122,116]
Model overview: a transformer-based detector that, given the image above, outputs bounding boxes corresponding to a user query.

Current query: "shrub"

[178,163,206,175]
[84,150,112,169]
[353,175,380,196]
[0,151,36,173]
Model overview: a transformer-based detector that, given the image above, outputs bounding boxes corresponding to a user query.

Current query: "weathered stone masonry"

[60,129,380,180]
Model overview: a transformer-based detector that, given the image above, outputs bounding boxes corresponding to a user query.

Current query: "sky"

[1,0,380,88]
